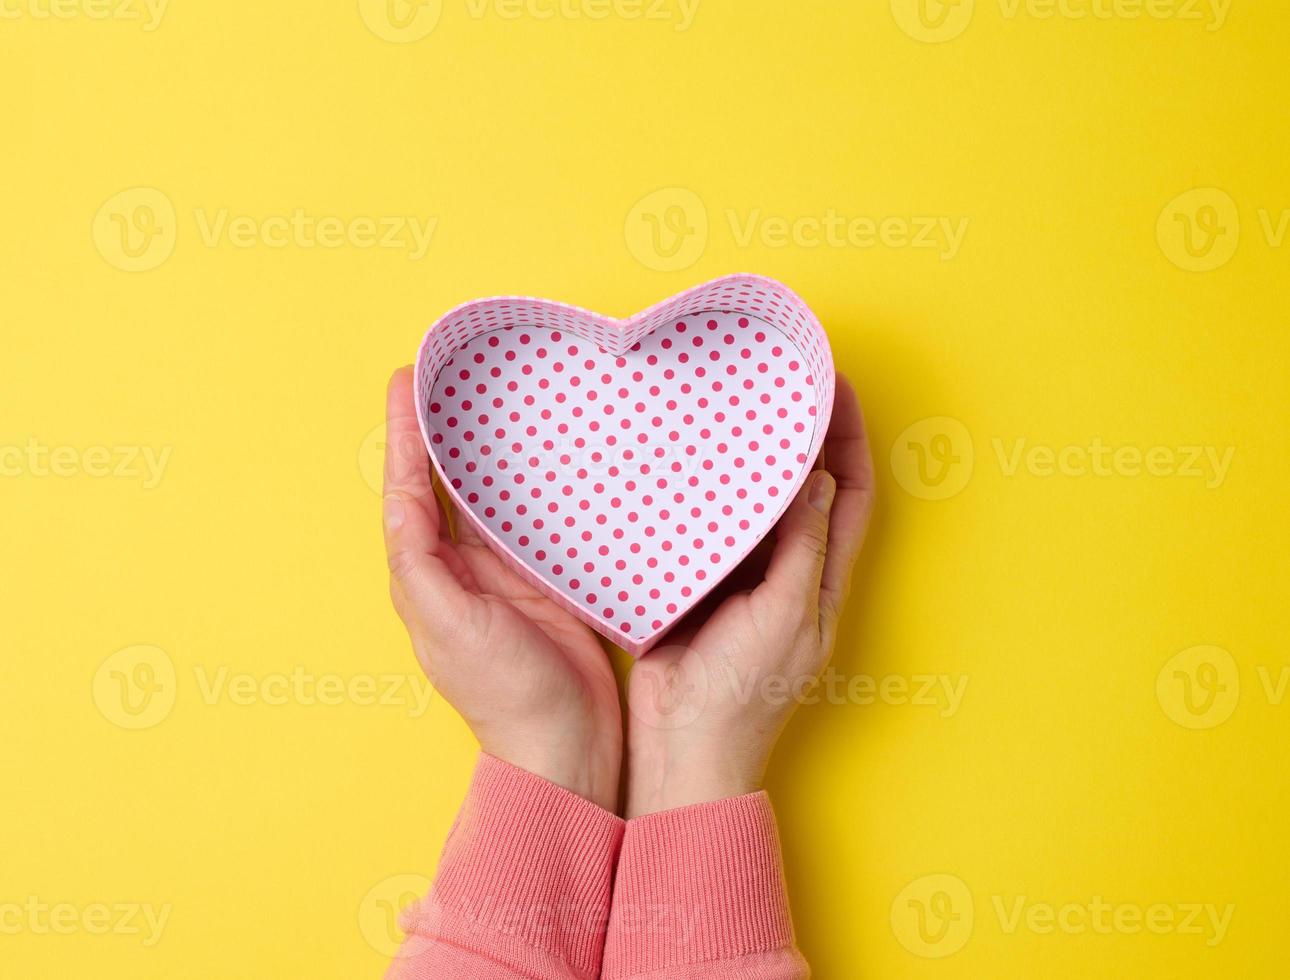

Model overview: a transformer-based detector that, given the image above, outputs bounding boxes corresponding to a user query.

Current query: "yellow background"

[2,0,1287,976]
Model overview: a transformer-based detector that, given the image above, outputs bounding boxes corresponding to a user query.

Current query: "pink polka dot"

[426,311,818,642]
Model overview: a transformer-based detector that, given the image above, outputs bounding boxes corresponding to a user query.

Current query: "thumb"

[759,470,836,601]
[383,491,471,642]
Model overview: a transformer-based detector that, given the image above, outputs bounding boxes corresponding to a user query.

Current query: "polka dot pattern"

[414,275,834,654]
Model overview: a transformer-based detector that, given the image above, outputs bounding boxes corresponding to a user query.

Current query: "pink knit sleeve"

[601,793,809,979]
[385,754,626,980]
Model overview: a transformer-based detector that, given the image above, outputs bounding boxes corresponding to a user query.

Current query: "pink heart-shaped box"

[414,274,834,655]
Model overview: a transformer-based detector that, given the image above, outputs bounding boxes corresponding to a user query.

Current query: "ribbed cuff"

[401,753,626,979]
[602,792,800,979]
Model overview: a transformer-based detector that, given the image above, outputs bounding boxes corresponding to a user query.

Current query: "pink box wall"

[414,274,834,655]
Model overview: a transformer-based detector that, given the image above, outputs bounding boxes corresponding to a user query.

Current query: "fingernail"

[383,495,405,531]
[809,471,836,513]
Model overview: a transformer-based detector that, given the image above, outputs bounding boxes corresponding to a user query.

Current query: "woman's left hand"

[382,367,622,811]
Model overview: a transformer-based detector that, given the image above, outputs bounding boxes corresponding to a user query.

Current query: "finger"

[383,368,472,633]
[384,366,437,515]
[819,375,876,626]
[757,469,836,610]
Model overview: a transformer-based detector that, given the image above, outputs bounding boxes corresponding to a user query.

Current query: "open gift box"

[414,274,834,655]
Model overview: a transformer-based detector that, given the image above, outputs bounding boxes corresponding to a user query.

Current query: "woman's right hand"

[623,375,875,817]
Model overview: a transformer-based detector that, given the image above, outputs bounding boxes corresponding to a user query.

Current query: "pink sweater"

[386,755,809,979]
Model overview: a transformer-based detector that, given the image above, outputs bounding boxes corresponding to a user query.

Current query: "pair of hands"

[382,366,874,815]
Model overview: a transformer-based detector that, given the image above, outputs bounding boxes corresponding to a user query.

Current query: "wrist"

[483,729,620,813]
[624,738,764,818]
